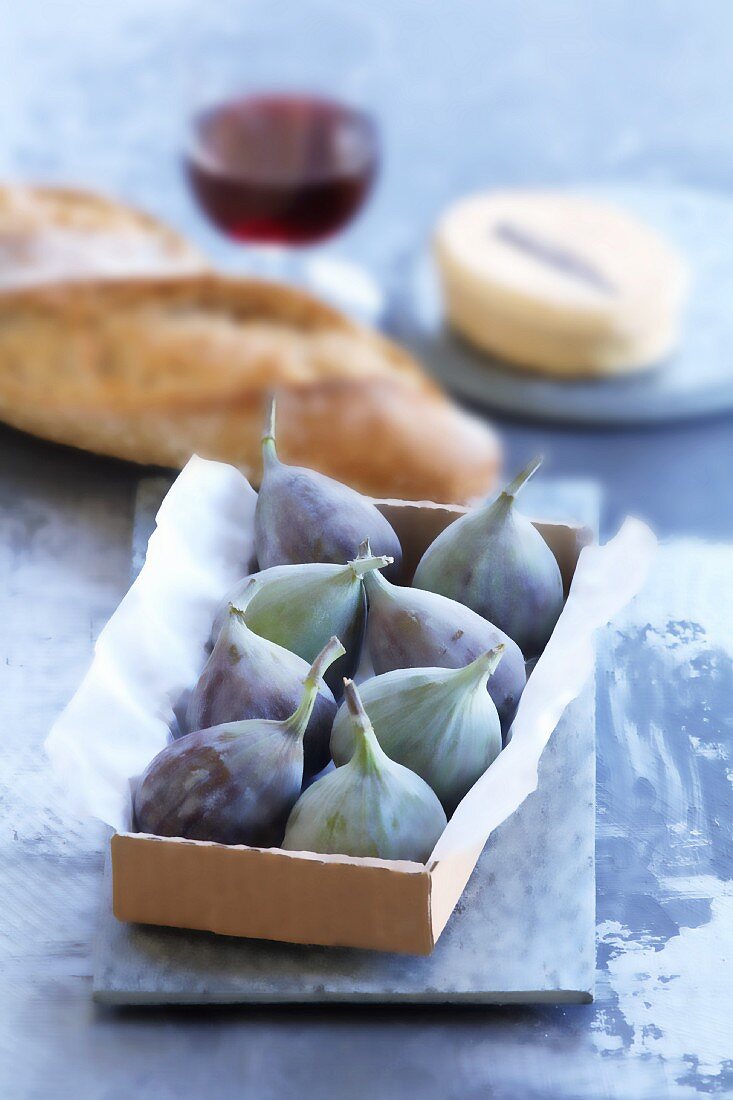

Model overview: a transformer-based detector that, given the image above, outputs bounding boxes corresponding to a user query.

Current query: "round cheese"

[434,190,689,377]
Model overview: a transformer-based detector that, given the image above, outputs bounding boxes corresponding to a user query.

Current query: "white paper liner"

[46,456,656,857]
[47,456,257,829]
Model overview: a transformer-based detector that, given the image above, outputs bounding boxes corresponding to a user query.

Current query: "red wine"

[186,94,379,245]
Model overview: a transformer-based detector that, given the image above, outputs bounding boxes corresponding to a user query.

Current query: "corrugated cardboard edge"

[111,496,592,955]
[112,832,434,955]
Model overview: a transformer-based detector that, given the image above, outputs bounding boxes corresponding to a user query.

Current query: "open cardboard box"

[110,497,592,956]
[48,458,653,958]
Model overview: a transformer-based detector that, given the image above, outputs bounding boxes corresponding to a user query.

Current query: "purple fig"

[134,637,345,847]
[362,553,525,736]
[183,590,337,779]
[413,458,564,657]
[255,400,403,581]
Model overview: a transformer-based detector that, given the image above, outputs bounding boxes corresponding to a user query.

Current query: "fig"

[217,552,393,698]
[362,553,525,735]
[330,647,504,816]
[255,400,402,581]
[413,457,564,657]
[183,590,337,779]
[283,679,447,862]
[133,637,345,847]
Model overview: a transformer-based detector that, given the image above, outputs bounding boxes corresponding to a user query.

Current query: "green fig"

[330,647,504,815]
[361,548,525,735]
[412,457,564,657]
[134,637,345,847]
[282,679,447,862]
[216,552,393,698]
[183,590,337,778]
[255,400,403,581]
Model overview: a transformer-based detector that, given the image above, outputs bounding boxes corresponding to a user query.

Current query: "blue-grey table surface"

[1,3,732,1098]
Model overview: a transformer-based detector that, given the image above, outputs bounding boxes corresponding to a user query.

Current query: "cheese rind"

[434,190,688,377]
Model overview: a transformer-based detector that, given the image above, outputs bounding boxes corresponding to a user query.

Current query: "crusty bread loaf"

[0,275,500,502]
[0,184,207,289]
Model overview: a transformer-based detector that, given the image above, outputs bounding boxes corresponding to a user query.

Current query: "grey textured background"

[1,2,732,1097]
[2,0,733,543]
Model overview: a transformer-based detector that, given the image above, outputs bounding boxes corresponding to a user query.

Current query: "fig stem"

[263,397,277,444]
[349,554,393,578]
[503,456,543,501]
[285,636,345,738]
[454,644,505,687]
[227,579,260,618]
[343,679,384,772]
[355,539,393,597]
[261,397,278,467]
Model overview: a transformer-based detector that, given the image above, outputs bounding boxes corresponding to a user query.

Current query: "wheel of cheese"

[434,190,689,377]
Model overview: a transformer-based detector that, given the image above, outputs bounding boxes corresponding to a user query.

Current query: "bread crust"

[0,275,500,502]
[0,183,206,289]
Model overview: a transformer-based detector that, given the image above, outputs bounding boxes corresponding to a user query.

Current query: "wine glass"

[183,0,385,319]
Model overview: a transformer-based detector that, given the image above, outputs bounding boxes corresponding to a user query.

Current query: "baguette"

[0,183,206,289]
[0,275,500,503]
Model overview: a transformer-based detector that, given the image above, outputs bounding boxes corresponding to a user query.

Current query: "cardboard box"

[112,499,592,955]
